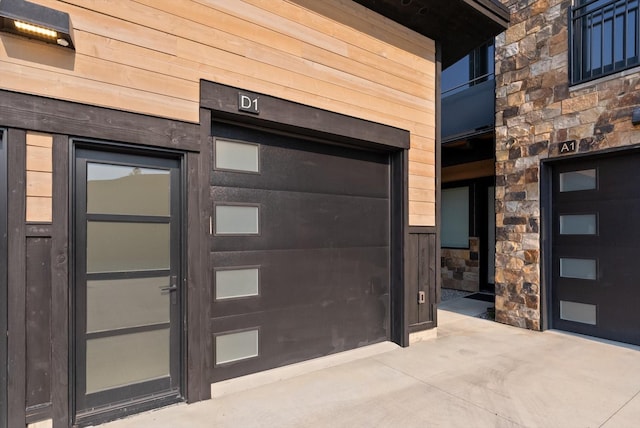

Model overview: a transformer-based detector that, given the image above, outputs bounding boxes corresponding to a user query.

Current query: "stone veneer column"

[495,0,640,330]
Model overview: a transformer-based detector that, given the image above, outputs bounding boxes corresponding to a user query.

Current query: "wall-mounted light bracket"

[632,108,640,126]
[0,0,74,49]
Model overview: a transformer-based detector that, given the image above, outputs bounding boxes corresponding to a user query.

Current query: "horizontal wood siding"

[0,0,436,225]
[26,133,53,223]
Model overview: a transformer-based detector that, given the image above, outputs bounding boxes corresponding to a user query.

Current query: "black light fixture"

[0,0,74,49]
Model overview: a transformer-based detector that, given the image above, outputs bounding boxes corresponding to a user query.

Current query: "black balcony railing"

[571,0,640,84]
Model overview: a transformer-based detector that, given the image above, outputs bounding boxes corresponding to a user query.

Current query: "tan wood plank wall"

[25,132,53,223]
[0,0,437,225]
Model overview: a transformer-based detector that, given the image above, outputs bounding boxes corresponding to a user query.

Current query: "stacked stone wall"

[495,0,640,329]
[441,237,480,292]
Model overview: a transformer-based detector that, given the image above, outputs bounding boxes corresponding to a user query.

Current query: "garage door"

[210,123,390,381]
[552,151,640,345]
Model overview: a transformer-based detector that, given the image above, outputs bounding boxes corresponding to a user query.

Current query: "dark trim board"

[0,90,201,152]
[200,80,410,151]
[0,128,7,428]
[7,129,27,428]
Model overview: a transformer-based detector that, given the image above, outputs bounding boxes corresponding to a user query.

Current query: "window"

[441,187,469,248]
[442,40,494,97]
[572,0,640,84]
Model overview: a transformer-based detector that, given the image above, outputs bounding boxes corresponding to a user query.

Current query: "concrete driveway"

[97,297,640,428]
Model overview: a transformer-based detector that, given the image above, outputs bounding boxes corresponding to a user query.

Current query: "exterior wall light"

[0,0,74,49]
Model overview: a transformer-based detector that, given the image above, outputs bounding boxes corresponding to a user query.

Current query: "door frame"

[0,128,7,428]
[70,140,187,426]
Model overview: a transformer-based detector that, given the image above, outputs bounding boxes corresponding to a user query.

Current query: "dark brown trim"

[392,149,409,347]
[25,403,52,424]
[409,321,436,333]
[196,109,212,401]
[0,90,201,152]
[25,224,53,237]
[0,128,7,428]
[435,41,443,309]
[463,0,510,27]
[51,135,70,428]
[407,226,437,234]
[200,80,410,150]
[7,128,26,428]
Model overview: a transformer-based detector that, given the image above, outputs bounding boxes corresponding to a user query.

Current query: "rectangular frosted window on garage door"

[215,329,259,365]
[560,214,597,235]
[215,205,259,235]
[560,301,596,325]
[560,258,597,280]
[559,169,596,192]
[215,268,259,300]
[215,139,259,173]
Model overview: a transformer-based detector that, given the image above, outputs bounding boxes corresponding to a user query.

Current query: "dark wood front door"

[73,148,182,425]
[552,151,640,345]
[210,123,391,381]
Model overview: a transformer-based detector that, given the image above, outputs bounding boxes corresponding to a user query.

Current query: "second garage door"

[210,123,391,381]
[551,150,640,345]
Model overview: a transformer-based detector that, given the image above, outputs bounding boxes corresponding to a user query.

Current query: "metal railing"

[441,72,494,98]
[571,0,640,83]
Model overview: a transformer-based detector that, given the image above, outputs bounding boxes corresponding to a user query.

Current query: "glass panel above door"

[87,222,170,273]
[87,163,170,216]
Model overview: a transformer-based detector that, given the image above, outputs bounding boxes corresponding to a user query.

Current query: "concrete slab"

[95,308,640,428]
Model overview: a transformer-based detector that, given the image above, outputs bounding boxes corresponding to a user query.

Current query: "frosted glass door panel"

[86,329,170,393]
[87,222,170,273]
[87,163,170,216]
[87,277,170,333]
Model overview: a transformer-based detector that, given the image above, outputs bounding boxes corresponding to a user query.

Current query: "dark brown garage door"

[552,150,640,345]
[210,123,390,381]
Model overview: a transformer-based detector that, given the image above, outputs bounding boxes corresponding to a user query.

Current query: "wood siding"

[0,0,437,225]
[26,133,53,223]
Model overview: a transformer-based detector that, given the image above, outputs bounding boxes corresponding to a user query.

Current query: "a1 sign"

[238,92,260,114]
[559,140,576,154]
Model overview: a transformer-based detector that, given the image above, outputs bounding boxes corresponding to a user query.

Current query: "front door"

[73,148,182,424]
[551,151,640,345]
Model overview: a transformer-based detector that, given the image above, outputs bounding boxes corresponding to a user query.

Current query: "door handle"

[161,276,178,293]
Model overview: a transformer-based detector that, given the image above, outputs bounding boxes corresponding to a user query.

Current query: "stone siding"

[441,237,480,292]
[495,0,640,329]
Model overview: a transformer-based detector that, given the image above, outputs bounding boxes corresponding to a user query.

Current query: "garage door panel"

[212,134,389,198]
[212,188,389,251]
[211,247,389,317]
[210,297,389,382]
[210,121,392,380]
